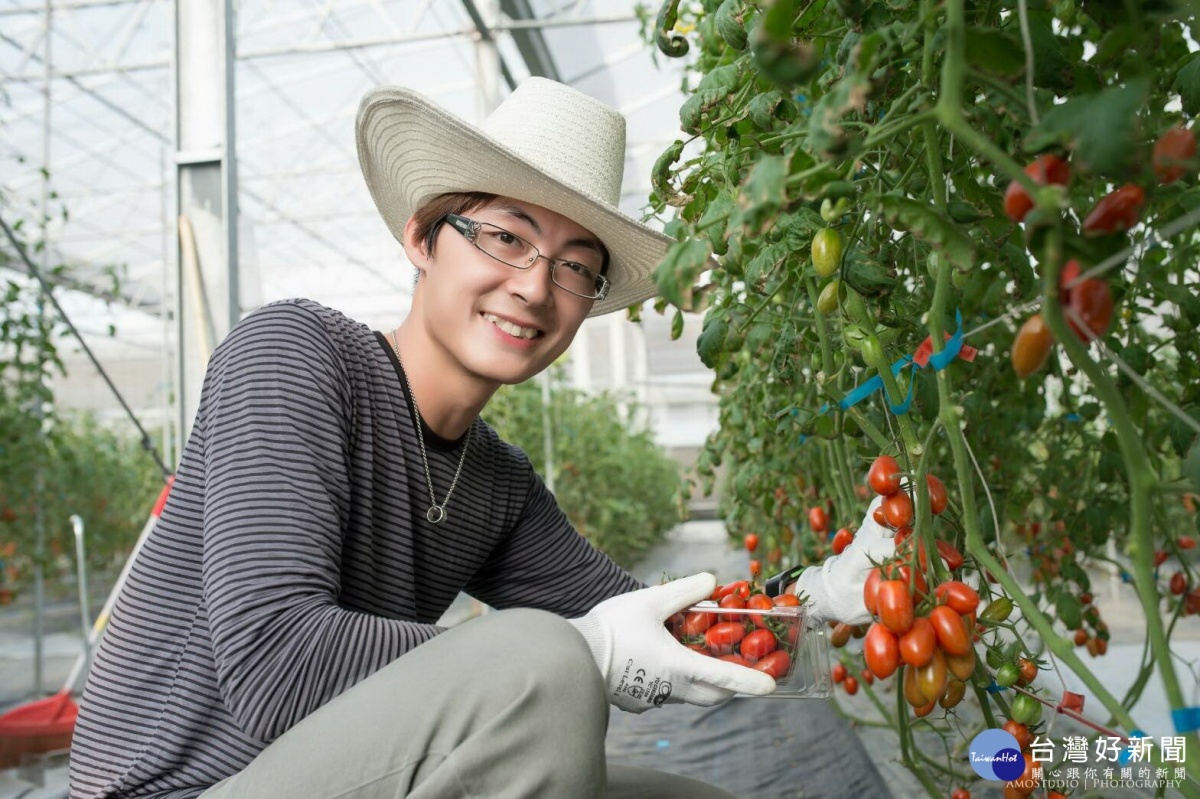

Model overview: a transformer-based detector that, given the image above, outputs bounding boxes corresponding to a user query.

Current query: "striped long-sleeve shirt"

[68,299,641,799]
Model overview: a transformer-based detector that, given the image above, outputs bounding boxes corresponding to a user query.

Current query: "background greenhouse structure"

[6,2,1200,798]
[0,0,719,465]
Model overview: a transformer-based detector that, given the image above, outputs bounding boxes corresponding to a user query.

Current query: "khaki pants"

[200,608,738,799]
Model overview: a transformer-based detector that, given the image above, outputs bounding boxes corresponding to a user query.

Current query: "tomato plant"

[650,0,1200,791]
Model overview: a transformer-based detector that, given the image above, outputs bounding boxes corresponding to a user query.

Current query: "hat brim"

[356,86,673,317]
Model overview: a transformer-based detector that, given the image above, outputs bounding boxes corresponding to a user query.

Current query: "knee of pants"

[478,608,606,712]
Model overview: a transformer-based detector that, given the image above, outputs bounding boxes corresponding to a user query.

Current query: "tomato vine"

[642,0,1200,794]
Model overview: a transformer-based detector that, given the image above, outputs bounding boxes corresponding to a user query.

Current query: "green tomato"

[812,228,843,278]
[842,324,869,351]
[817,279,842,315]
[1010,692,1043,725]
[995,662,1020,687]
[980,596,1014,623]
[859,334,885,369]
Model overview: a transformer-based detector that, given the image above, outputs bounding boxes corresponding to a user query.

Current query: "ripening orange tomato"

[1011,314,1053,378]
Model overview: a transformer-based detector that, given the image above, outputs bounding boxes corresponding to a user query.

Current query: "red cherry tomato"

[772,592,801,607]
[718,592,746,623]
[746,592,774,628]
[868,455,902,495]
[740,628,778,661]
[832,662,848,683]
[876,580,915,635]
[744,533,759,553]
[705,621,746,655]
[1004,153,1071,223]
[1153,126,1196,184]
[832,527,854,555]
[863,622,900,679]
[1171,572,1187,595]
[753,649,791,679]
[681,611,714,638]
[863,567,884,616]
[881,491,914,529]
[749,558,761,577]
[926,474,948,515]
[1059,261,1114,342]
[808,506,829,532]
[1181,536,1197,550]
[929,605,972,656]
[1003,720,1032,750]
[719,653,751,667]
[898,616,937,667]
[1082,183,1145,236]
[935,540,965,572]
[872,506,888,526]
[717,580,752,601]
[843,675,859,695]
[934,581,980,615]
[951,788,971,799]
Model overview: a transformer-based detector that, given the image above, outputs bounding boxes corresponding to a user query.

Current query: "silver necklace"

[389,332,472,524]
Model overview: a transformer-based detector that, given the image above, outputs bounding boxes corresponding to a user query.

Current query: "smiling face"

[401,196,604,392]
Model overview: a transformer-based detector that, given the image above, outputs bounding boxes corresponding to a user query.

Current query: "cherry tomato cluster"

[1005,127,1195,379]
[831,660,871,695]
[667,580,803,680]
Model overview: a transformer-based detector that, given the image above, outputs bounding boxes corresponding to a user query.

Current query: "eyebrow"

[494,203,605,255]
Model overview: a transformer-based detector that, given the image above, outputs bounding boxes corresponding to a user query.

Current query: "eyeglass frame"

[442,213,612,301]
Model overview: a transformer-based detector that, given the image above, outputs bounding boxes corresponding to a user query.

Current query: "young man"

[69,78,891,799]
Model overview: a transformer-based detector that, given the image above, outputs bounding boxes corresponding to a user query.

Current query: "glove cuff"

[566,614,612,678]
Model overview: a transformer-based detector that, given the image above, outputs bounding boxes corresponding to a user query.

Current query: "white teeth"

[484,313,539,340]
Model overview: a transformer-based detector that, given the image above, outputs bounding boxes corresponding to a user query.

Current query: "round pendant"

[426,505,447,524]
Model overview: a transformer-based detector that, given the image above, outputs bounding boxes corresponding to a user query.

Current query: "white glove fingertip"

[649,572,717,614]
[691,658,777,696]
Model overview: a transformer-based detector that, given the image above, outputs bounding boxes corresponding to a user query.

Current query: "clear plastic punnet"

[666,600,832,698]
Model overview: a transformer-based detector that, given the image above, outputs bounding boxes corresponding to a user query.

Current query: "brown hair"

[410,192,498,257]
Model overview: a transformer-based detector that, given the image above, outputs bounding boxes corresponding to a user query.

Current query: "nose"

[506,255,555,307]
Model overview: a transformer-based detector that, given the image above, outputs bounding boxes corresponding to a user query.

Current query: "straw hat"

[356,77,674,316]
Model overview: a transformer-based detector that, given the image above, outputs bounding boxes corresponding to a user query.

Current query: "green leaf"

[697,313,729,368]
[745,241,789,285]
[651,140,689,207]
[653,238,712,309]
[963,27,1024,76]
[1024,79,1149,176]
[747,90,787,130]
[715,0,750,50]
[1057,593,1083,631]
[1028,14,1074,92]
[870,195,975,270]
[738,155,789,233]
[1174,54,1200,116]
[670,309,685,341]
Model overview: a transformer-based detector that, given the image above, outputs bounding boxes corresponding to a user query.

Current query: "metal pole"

[31,0,54,698]
[70,515,91,666]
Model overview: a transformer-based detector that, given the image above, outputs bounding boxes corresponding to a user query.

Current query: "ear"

[401,216,432,273]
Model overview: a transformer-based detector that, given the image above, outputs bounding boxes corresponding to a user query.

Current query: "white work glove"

[794,494,896,626]
[568,573,777,713]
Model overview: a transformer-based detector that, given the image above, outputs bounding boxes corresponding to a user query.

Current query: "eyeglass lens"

[473,224,603,298]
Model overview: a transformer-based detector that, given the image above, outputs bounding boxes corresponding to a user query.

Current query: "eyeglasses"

[444,214,611,301]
